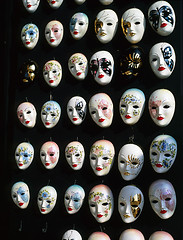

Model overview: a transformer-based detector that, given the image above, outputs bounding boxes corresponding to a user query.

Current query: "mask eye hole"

[152,106,156,109]
[165,197,171,201]
[90,204,95,207]
[152,152,157,156]
[120,160,125,164]
[132,161,138,166]
[79,62,83,65]
[164,153,171,157]
[24,154,28,157]
[27,110,31,114]
[38,197,42,201]
[120,202,125,206]
[50,153,54,157]
[152,200,158,204]
[102,157,109,161]
[74,199,79,202]
[107,22,113,26]
[152,58,157,62]
[102,202,109,206]
[75,153,80,157]
[135,21,141,25]
[91,156,96,160]
[51,113,56,117]
[47,200,51,204]
[79,22,84,26]
[121,104,126,108]
[91,110,96,115]
[102,107,107,111]
[13,194,17,198]
[68,108,73,112]
[66,155,71,158]
[163,105,170,109]
[65,196,69,200]
[133,105,139,109]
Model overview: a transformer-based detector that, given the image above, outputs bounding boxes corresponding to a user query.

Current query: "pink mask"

[88,232,111,240]
[45,20,63,47]
[149,231,174,240]
[119,229,145,240]
[17,102,37,128]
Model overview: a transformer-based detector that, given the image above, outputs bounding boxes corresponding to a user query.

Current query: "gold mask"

[130,193,141,218]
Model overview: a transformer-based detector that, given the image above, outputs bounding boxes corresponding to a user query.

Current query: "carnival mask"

[11,182,30,209]
[62,230,82,240]
[88,232,111,240]
[149,231,174,240]
[149,179,176,219]
[88,184,114,223]
[17,102,37,128]
[99,0,113,5]
[89,93,113,128]
[119,88,145,125]
[148,89,175,127]
[21,23,39,50]
[43,60,62,87]
[70,13,89,40]
[149,42,176,79]
[47,0,63,9]
[118,185,144,223]
[22,0,40,13]
[119,229,145,240]
[45,20,63,47]
[121,8,146,44]
[90,51,114,85]
[20,60,38,84]
[95,9,118,44]
[37,186,57,214]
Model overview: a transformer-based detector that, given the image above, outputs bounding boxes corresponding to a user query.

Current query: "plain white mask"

[21,23,39,50]
[88,232,111,240]
[119,229,145,240]
[11,182,30,209]
[149,231,174,240]
[45,20,63,47]
[43,60,62,87]
[22,0,40,13]
[47,0,63,9]
[62,230,82,240]
[70,13,89,40]
[17,102,37,128]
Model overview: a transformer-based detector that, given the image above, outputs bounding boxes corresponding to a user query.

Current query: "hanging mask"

[88,184,114,223]
[148,89,175,127]
[17,102,37,128]
[118,144,144,181]
[95,9,118,44]
[40,141,59,169]
[90,139,115,176]
[89,93,113,128]
[41,100,61,128]
[88,232,111,240]
[149,179,176,219]
[149,231,174,240]
[99,0,113,5]
[118,185,144,223]
[22,0,40,13]
[149,42,176,79]
[62,230,82,240]
[119,229,145,240]
[65,141,85,170]
[64,184,85,214]
[90,51,114,85]
[21,23,39,50]
[37,186,57,214]
[20,59,38,84]
[148,1,175,36]
[70,13,89,40]
[47,0,63,9]
[45,20,63,47]
[11,182,30,209]
[15,142,34,170]
[121,8,146,44]
[43,60,62,87]
[119,88,145,125]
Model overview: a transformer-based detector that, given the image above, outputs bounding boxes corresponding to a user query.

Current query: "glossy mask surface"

[45,20,63,47]
[148,1,175,36]
[88,184,113,223]
[149,179,176,219]
[88,232,111,240]
[21,23,39,50]
[148,89,175,127]
[99,0,113,5]
[118,185,144,223]
[90,139,115,176]
[119,88,145,125]
[11,182,30,209]
[95,9,118,43]
[43,60,62,87]
[121,8,146,44]
[70,13,89,40]
[22,0,40,13]
[90,51,114,85]
[119,229,145,240]
[20,60,38,84]
[47,0,63,9]
[17,102,37,128]
[149,42,176,79]
[149,231,174,240]
[62,230,82,240]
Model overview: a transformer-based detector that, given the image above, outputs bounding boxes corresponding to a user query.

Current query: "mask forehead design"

[62,230,82,240]
[43,60,62,87]
[22,0,40,13]
[99,0,113,5]
[119,229,145,240]
[149,231,174,240]
[21,23,39,50]
[88,232,111,240]
[11,182,30,209]
[47,0,63,9]
[17,102,37,128]
[45,20,63,47]
[20,59,38,84]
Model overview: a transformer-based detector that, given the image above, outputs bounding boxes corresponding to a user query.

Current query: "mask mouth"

[41,208,46,212]
[160,209,167,214]
[45,122,51,126]
[97,214,103,218]
[51,0,56,4]
[160,23,167,28]
[27,4,32,8]
[158,66,166,71]
[49,80,54,83]
[123,214,130,218]
[26,41,31,45]
[99,32,107,36]
[73,31,79,35]
[45,162,50,166]
[76,72,82,76]
[156,163,163,168]
[125,115,131,119]
[50,38,55,43]
[25,120,30,124]
[98,74,104,79]
[124,171,130,176]
[19,202,24,206]
[68,207,73,211]
[157,116,164,121]
[18,163,24,167]
[99,118,105,122]
[129,32,136,37]
[72,164,78,168]
[73,118,78,121]
[96,167,103,171]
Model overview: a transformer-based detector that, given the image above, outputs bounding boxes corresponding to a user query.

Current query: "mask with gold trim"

[20,60,38,85]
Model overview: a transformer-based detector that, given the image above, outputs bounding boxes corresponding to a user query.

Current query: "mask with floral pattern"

[45,20,63,47]
[11,182,30,209]
[21,23,39,50]
[43,60,62,87]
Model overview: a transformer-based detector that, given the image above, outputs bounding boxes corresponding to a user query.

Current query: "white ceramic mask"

[95,9,118,44]
[65,141,85,170]
[37,186,57,214]
[43,60,62,87]
[90,139,115,176]
[68,53,88,80]
[119,88,145,125]
[118,144,144,181]
[21,23,39,50]
[67,96,87,125]
[64,185,85,214]
[148,1,175,36]
[149,179,176,219]
[41,100,61,128]
[22,0,40,13]
[88,184,114,223]
[40,141,59,169]
[88,232,111,240]
[70,13,89,40]
[89,93,113,128]
[11,182,30,209]
[121,8,146,44]
[149,231,174,240]
[17,102,37,128]
[99,0,113,5]
[45,20,63,47]
[118,185,144,223]
[149,42,176,79]
[15,142,34,170]
[148,89,175,127]
[47,0,63,9]
[90,51,114,85]
[62,230,82,240]
[119,229,145,240]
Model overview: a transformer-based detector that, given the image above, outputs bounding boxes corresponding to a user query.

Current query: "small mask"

[119,229,145,240]
[41,100,61,128]
[90,51,114,85]
[15,142,34,170]
[40,141,59,169]
[64,185,85,214]
[148,89,175,127]
[68,53,88,80]
[88,184,114,223]
[149,231,174,240]
[149,42,176,79]
[47,0,63,9]
[119,88,145,125]
[90,139,115,176]
[22,0,40,13]
[21,23,39,50]
[88,232,111,240]
[121,8,146,44]
[11,182,30,209]
[43,60,62,87]
[65,141,85,170]
[70,13,89,40]
[89,93,113,128]
[17,102,37,128]
[148,1,175,36]
[37,186,57,214]
[118,144,144,181]
[99,0,113,5]
[62,230,82,240]
[118,185,144,223]
[95,9,118,44]
[67,96,87,125]
[20,60,38,84]
[149,179,176,219]
[45,20,63,47]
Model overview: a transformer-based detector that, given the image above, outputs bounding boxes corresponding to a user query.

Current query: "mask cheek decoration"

[17,102,37,128]
[21,24,39,50]
[11,182,30,209]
